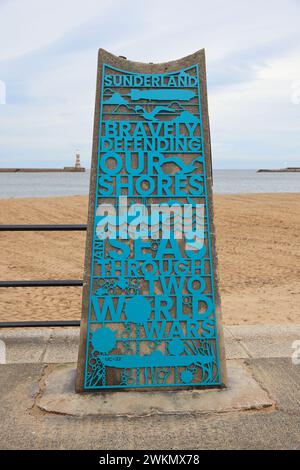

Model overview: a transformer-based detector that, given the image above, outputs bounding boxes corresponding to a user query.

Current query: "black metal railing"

[0,280,83,288]
[0,224,87,328]
[0,320,80,328]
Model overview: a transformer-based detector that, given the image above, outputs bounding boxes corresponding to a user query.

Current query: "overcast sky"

[0,0,299,168]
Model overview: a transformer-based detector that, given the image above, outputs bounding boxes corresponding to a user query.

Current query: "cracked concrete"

[0,358,299,449]
[35,360,274,417]
[0,325,299,449]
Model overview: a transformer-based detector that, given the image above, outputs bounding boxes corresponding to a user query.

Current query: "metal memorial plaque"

[76,49,226,391]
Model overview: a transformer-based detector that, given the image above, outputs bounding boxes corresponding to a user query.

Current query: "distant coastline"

[257,167,300,173]
[0,152,86,173]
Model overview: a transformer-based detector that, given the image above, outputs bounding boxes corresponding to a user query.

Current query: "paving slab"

[248,357,300,413]
[36,360,273,417]
[0,327,249,364]
[0,360,299,449]
[43,328,79,363]
[228,325,300,358]
[223,326,249,359]
[0,325,299,364]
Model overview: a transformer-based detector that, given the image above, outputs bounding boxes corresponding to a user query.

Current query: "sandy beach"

[0,193,299,324]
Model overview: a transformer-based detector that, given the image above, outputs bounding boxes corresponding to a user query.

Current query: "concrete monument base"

[36,360,273,417]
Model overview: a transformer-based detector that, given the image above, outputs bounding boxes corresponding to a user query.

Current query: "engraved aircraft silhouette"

[131,104,178,120]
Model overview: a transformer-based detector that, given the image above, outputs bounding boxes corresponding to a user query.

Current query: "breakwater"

[0,167,85,173]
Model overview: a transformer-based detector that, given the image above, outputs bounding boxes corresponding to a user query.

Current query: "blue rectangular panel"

[82,63,222,389]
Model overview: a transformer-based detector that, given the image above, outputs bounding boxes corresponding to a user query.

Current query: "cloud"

[0,0,113,61]
[209,48,300,167]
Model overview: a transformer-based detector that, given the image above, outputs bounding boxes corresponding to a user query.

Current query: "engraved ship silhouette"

[100,349,213,369]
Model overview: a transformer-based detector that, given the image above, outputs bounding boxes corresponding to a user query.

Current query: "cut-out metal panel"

[76,49,226,391]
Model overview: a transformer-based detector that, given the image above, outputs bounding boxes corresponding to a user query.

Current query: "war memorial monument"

[76,49,226,391]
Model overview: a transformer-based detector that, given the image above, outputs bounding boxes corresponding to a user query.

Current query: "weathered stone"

[43,328,79,363]
[39,360,272,416]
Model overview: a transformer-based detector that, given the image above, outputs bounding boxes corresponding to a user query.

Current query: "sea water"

[0,169,299,198]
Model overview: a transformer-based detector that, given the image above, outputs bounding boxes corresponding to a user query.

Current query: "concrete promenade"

[0,325,299,449]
